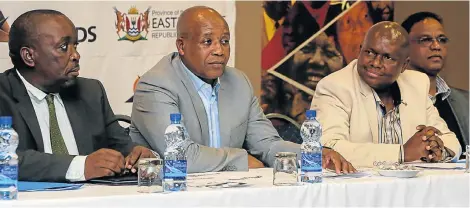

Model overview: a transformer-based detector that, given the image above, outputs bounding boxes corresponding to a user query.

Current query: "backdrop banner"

[0,1,236,116]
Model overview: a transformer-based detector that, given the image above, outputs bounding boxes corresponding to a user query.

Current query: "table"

[1,166,469,207]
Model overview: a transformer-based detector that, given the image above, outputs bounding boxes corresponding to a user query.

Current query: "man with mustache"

[0,10,155,182]
[131,6,356,174]
[402,12,468,156]
[311,21,461,167]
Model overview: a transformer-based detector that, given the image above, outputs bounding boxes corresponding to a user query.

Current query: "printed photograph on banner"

[0,10,10,42]
[261,0,394,124]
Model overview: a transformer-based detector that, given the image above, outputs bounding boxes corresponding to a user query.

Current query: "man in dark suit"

[402,12,469,154]
[0,9,155,182]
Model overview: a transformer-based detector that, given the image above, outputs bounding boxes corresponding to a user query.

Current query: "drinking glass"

[273,152,298,186]
[138,158,163,193]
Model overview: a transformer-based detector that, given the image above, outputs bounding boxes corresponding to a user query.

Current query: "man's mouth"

[428,54,442,60]
[68,66,80,76]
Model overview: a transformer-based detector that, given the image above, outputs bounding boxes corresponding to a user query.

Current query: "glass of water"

[138,158,163,193]
[273,152,298,186]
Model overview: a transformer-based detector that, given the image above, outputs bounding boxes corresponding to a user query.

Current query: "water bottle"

[300,110,322,183]
[163,113,188,192]
[0,116,18,200]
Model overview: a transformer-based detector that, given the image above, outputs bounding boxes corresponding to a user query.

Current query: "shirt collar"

[434,75,452,101]
[181,60,220,92]
[16,69,63,105]
[371,82,402,107]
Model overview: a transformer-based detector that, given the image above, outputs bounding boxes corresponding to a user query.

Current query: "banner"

[0,1,236,116]
[261,0,394,124]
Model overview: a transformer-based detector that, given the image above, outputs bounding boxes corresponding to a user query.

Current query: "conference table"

[2,163,469,207]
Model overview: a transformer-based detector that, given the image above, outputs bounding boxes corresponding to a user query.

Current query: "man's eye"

[419,37,433,44]
[203,39,212,45]
[221,39,229,44]
[60,44,68,51]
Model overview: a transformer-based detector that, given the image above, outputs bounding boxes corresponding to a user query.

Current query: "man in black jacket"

[0,9,155,182]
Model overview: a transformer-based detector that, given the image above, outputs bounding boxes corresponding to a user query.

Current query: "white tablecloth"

[1,166,469,207]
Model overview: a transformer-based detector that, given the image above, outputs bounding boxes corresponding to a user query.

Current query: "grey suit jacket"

[130,53,300,172]
[447,87,469,149]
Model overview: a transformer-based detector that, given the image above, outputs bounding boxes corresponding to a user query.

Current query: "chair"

[266,113,303,144]
[115,114,131,135]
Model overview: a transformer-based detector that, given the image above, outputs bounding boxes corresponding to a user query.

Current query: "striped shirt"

[429,76,451,104]
[371,83,404,163]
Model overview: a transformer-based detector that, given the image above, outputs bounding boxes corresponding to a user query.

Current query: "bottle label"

[164,160,187,179]
[0,164,17,186]
[301,152,322,172]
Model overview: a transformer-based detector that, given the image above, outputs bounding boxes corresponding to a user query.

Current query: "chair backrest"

[115,114,131,135]
[266,113,303,144]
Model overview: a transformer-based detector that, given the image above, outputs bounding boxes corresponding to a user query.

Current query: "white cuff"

[65,155,87,182]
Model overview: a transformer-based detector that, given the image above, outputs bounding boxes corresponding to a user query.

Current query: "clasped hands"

[404,125,451,163]
[84,146,155,180]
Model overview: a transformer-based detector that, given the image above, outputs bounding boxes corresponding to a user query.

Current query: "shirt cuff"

[65,155,87,182]
[151,150,161,159]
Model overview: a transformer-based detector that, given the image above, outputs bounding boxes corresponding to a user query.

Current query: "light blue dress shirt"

[181,61,221,148]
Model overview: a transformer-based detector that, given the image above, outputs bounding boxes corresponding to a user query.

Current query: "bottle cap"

[170,113,181,122]
[0,116,12,126]
[306,110,316,118]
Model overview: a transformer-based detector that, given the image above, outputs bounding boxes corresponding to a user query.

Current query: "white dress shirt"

[17,70,87,181]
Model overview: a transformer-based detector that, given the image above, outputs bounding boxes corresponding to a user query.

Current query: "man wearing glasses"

[310,21,461,167]
[402,12,468,157]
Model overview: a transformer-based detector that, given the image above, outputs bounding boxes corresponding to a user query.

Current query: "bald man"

[311,21,461,167]
[130,6,356,173]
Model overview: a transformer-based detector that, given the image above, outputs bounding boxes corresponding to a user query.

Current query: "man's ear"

[401,57,410,73]
[176,38,185,56]
[20,47,35,68]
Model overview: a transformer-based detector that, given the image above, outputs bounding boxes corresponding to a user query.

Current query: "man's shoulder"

[139,53,179,84]
[316,61,356,91]
[398,69,430,89]
[450,87,469,102]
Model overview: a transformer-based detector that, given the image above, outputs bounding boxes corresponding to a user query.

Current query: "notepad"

[18,181,83,192]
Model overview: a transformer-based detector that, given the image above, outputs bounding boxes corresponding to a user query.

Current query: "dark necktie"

[45,94,68,155]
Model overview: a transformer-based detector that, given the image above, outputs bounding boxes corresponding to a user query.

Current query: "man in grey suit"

[402,12,469,154]
[130,6,356,173]
[0,9,155,182]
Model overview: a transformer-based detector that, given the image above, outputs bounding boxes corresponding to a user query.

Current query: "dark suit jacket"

[447,87,469,149]
[0,69,136,182]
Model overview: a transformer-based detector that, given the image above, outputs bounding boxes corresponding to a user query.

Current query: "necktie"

[45,94,68,155]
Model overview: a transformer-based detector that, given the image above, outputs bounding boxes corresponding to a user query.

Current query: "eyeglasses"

[411,36,450,47]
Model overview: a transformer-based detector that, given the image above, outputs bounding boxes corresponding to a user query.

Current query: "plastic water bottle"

[163,113,188,192]
[0,116,18,200]
[300,110,322,183]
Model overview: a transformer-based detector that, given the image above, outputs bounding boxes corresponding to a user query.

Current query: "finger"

[348,162,357,173]
[428,151,441,163]
[427,135,445,148]
[126,148,142,169]
[322,155,330,168]
[427,140,439,150]
[422,126,443,136]
[329,155,342,174]
[416,125,426,131]
[100,153,125,170]
[341,159,349,174]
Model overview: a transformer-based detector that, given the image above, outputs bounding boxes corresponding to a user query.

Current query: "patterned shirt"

[429,76,451,104]
[371,83,404,163]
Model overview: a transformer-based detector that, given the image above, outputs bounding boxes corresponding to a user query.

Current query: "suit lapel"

[396,77,413,142]
[8,70,45,151]
[172,54,210,146]
[217,74,231,147]
[354,62,379,143]
[60,89,94,154]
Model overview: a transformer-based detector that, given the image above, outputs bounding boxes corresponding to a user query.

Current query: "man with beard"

[0,10,155,182]
[366,1,394,23]
[402,12,468,155]
[311,21,461,167]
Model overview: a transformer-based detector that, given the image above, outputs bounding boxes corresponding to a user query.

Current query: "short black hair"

[9,9,64,68]
[401,11,443,33]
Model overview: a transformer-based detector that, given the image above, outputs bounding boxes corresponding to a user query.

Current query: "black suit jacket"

[0,68,136,182]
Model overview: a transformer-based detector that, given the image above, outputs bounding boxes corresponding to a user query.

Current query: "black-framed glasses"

[411,36,450,47]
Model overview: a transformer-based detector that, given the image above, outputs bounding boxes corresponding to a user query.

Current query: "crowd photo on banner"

[261,1,394,124]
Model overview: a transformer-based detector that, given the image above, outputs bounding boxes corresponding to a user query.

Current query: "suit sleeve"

[425,95,462,161]
[312,80,401,167]
[130,77,249,173]
[97,81,136,156]
[241,74,301,167]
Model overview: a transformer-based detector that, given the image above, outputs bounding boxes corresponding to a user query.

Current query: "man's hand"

[404,125,444,162]
[84,148,125,180]
[248,154,265,169]
[322,148,356,174]
[125,146,156,173]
